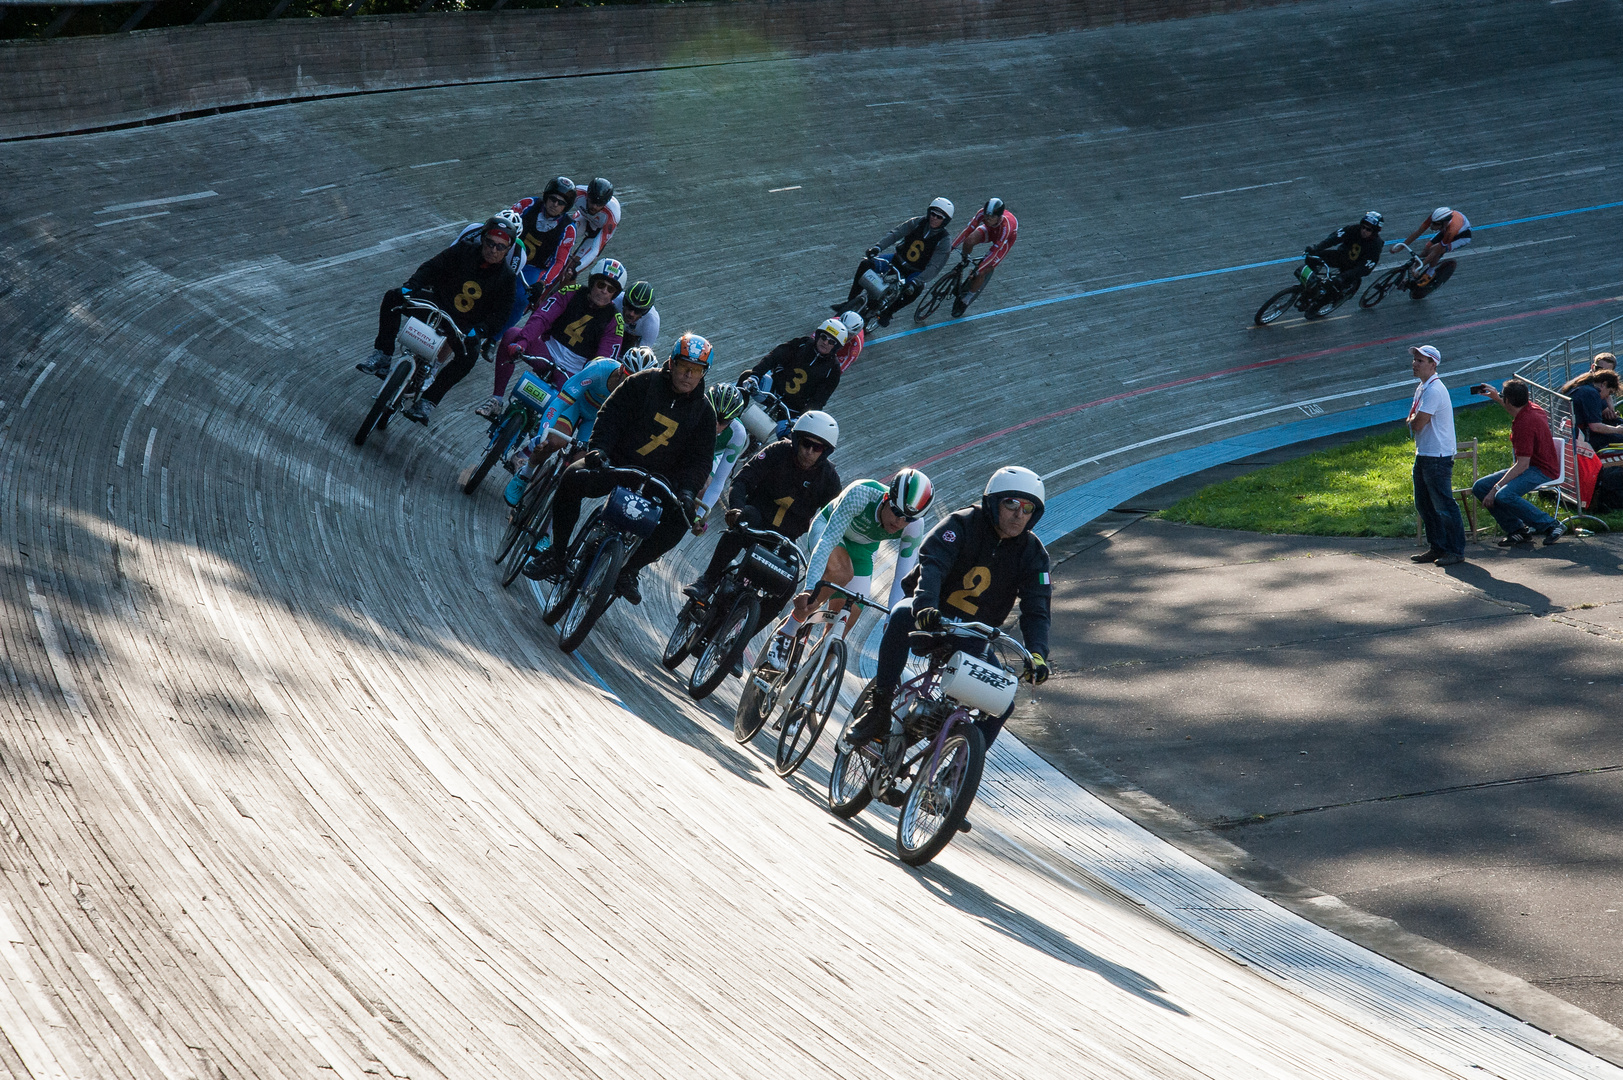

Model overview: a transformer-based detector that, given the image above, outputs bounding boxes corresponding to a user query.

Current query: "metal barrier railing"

[1515,313,1623,393]
[1519,378,1610,534]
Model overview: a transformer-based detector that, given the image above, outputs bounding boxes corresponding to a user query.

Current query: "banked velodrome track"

[5,0,1623,1076]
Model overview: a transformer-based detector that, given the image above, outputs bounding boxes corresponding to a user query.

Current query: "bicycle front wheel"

[913,270,957,323]
[557,536,623,652]
[1360,268,1403,309]
[896,722,986,866]
[775,638,847,777]
[1254,286,1301,326]
[688,593,759,701]
[495,458,555,569]
[464,410,525,495]
[661,601,703,671]
[354,363,410,446]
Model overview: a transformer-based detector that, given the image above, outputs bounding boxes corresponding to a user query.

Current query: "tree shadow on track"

[913,862,1189,1015]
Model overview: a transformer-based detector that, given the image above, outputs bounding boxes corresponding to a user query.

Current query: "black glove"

[866,246,881,258]
[1028,653,1050,685]
[678,489,699,525]
[724,508,744,527]
[914,607,941,633]
[581,449,606,470]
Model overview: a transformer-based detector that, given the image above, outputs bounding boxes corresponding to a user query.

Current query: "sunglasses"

[927,211,947,220]
[1000,497,1037,515]
[814,332,839,347]
[483,233,512,248]
[672,359,708,377]
[542,194,567,207]
[798,438,830,456]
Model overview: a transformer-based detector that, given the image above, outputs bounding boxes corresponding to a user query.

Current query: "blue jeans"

[875,597,1012,747]
[1471,467,1556,535]
[1413,455,1465,556]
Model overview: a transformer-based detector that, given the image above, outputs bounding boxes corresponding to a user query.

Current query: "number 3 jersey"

[403,237,519,338]
[744,336,842,414]
[508,283,625,377]
[909,505,1051,660]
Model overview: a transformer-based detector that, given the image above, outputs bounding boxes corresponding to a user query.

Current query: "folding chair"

[1534,434,1610,536]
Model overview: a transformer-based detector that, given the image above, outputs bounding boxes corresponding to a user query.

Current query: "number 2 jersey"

[404,237,518,339]
[508,283,625,378]
[909,504,1051,660]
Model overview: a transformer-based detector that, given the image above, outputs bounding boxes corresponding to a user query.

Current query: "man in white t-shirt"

[1407,344,1465,566]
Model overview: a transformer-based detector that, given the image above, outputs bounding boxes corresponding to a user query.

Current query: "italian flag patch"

[1038,572,1050,585]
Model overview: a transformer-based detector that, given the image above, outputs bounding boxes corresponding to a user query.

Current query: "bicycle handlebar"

[809,580,890,616]
[593,465,683,510]
[731,523,806,568]
[908,618,1034,666]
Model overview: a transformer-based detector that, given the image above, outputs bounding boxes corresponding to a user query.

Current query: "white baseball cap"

[1410,345,1442,364]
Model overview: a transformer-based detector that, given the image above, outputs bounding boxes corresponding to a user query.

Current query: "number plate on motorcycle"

[939,651,1017,716]
[512,371,553,413]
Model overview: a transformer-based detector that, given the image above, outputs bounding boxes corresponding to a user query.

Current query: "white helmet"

[837,310,864,338]
[587,257,628,294]
[1430,206,1453,223]
[619,345,657,373]
[928,196,955,223]
[813,317,850,347]
[982,466,1046,527]
[791,410,839,452]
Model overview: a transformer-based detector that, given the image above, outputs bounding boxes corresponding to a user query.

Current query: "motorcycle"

[1253,254,1355,326]
[840,255,910,335]
[353,297,468,446]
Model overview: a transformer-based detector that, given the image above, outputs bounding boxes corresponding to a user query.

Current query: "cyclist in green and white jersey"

[691,383,751,534]
[762,468,934,667]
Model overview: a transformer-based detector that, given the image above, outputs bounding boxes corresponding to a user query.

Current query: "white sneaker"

[475,395,504,420]
[765,633,792,669]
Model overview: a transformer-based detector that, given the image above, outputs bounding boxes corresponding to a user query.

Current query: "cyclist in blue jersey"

[502,346,659,506]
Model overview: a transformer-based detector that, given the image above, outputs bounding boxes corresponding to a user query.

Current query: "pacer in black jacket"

[846,465,1053,749]
[740,318,846,417]
[527,333,718,604]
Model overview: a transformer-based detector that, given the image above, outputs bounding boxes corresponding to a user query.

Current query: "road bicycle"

[734,583,882,778]
[462,366,556,495]
[913,252,983,324]
[492,430,581,587]
[1359,241,1458,308]
[828,618,1033,866]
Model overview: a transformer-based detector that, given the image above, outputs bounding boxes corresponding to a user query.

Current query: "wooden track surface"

[3,0,1623,1075]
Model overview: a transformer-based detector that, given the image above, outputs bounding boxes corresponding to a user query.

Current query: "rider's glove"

[738,375,758,394]
[724,507,745,527]
[866,246,881,258]
[1028,653,1050,685]
[580,449,606,470]
[678,489,700,525]
[914,607,941,633]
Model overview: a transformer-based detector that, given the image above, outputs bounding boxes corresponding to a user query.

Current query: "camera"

[1470,384,1491,395]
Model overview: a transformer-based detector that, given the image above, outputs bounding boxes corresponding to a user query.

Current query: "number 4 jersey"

[508,283,625,378]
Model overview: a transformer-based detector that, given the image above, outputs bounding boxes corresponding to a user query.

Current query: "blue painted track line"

[873,198,1623,345]
[1034,384,1489,544]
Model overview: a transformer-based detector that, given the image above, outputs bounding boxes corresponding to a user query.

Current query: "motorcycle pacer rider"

[1304,210,1384,299]
[1402,206,1472,286]
[358,210,521,425]
[839,197,955,328]
[761,468,932,669]
[523,332,718,606]
[559,177,622,285]
[834,310,865,372]
[842,466,1052,755]
[503,175,582,325]
[488,257,629,417]
[739,317,847,424]
[501,345,660,507]
[617,280,661,353]
[949,197,1018,318]
[691,383,752,534]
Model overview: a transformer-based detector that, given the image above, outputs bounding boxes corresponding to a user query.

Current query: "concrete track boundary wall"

[0,0,1303,140]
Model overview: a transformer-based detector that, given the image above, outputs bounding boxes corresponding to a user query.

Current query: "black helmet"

[984,197,1005,219]
[541,175,574,205]
[586,177,614,206]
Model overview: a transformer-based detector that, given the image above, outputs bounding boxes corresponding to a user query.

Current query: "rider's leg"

[420,339,477,406]
[694,526,750,592]
[781,544,853,639]
[547,462,615,553]
[374,288,407,354]
[845,598,915,743]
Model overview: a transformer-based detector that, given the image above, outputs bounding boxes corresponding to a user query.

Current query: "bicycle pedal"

[880,787,908,808]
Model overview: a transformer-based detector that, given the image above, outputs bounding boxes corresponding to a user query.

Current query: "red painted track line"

[909,294,1623,472]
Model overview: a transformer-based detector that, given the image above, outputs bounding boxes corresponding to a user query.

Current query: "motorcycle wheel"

[558,535,624,653]
[1254,286,1301,326]
[354,363,410,446]
[661,600,704,671]
[896,722,986,867]
[775,638,847,778]
[1304,288,1346,320]
[464,410,526,495]
[688,593,760,701]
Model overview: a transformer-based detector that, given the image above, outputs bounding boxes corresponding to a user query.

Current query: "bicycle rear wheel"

[775,638,846,777]
[1254,286,1301,326]
[896,722,986,866]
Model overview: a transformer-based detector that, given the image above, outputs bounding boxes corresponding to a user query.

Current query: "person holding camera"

[1470,380,1565,546]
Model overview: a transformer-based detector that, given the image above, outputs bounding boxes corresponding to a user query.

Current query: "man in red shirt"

[1471,379,1565,546]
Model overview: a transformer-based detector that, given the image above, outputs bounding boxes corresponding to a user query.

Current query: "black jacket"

[405,238,517,338]
[589,367,717,495]
[1308,226,1382,276]
[910,505,1052,658]
[744,337,842,414]
[727,438,842,540]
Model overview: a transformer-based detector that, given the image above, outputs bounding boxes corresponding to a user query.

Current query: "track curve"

[4,0,1623,1076]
